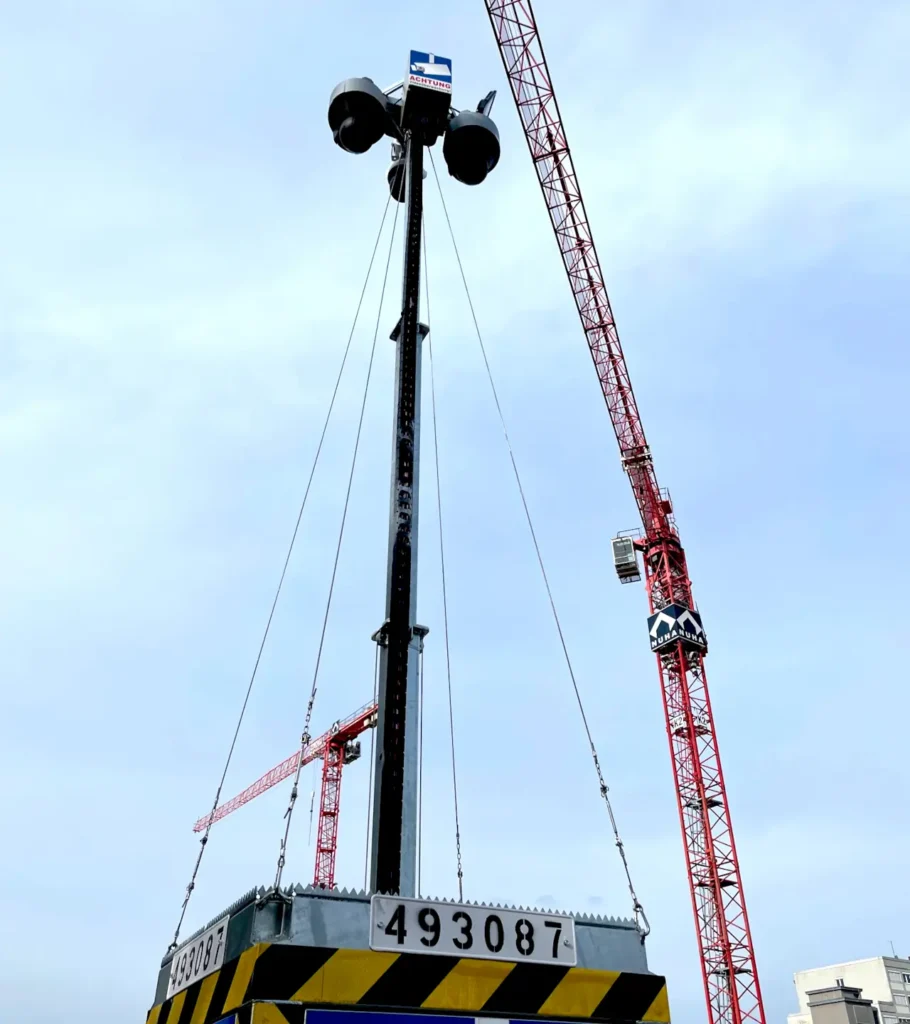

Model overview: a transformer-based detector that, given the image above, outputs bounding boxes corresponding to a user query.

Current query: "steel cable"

[422,216,466,901]
[273,199,401,890]
[417,644,425,897]
[428,151,649,939]
[169,195,393,949]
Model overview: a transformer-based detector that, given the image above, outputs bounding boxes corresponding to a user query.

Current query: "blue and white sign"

[647,603,707,653]
[408,50,452,95]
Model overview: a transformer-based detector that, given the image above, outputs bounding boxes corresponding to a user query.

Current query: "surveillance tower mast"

[328,52,501,896]
[147,47,671,1024]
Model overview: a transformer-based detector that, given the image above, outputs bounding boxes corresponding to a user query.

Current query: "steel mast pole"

[370,131,426,897]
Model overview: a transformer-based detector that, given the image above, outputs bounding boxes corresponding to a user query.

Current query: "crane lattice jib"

[192,703,378,833]
[484,0,666,539]
[484,4,766,1024]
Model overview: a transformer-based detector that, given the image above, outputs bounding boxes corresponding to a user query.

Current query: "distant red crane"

[484,4,766,1024]
[194,702,378,890]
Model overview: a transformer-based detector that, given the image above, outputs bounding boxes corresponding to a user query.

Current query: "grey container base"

[155,885,652,1007]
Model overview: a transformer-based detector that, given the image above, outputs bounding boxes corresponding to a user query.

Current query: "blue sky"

[1,1,908,1022]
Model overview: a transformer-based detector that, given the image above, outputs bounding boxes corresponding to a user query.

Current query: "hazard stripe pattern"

[146,945,669,1024]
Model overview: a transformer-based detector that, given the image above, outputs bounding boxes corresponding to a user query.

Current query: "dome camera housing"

[328,78,391,155]
[387,144,428,202]
[442,110,501,185]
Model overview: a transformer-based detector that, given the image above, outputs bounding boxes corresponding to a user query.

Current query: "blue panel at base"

[214,1016,237,1024]
[308,1013,473,1024]
[307,1014,568,1024]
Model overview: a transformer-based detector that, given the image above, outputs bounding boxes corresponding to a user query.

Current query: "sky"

[0,1,908,1022]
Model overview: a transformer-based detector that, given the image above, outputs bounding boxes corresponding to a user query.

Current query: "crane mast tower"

[483,3,766,1024]
[193,702,379,890]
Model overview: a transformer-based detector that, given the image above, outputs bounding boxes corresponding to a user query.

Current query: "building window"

[891,972,904,984]
[897,997,910,1008]
[903,975,910,985]
[836,978,845,987]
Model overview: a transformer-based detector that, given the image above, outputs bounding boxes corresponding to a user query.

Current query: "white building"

[788,957,910,1024]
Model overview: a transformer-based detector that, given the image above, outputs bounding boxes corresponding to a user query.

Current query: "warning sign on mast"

[408,50,452,94]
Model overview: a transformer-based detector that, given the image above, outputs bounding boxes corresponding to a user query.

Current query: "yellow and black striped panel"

[146,945,669,1024]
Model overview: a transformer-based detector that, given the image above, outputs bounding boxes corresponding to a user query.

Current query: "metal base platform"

[147,887,670,1024]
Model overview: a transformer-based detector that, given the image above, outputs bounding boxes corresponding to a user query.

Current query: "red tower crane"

[483,4,766,1024]
[194,702,378,890]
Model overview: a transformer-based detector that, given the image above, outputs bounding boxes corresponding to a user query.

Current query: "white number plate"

[370,896,576,965]
[166,915,230,998]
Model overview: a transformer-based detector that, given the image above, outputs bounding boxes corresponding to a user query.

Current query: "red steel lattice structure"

[194,702,378,889]
[314,735,347,889]
[483,4,766,1024]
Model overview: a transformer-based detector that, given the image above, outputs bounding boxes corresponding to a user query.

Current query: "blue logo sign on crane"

[647,602,708,653]
[408,50,452,95]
